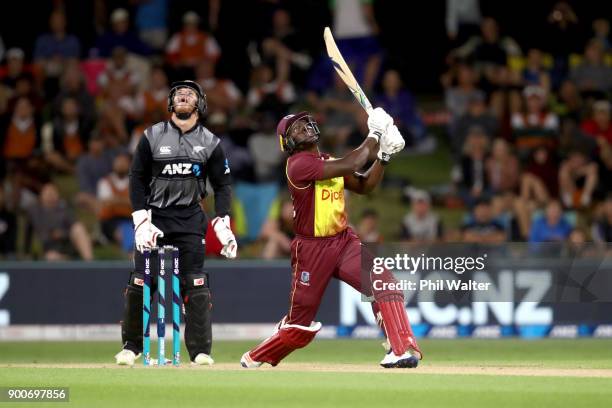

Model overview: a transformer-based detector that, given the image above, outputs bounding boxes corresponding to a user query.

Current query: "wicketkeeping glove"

[367,107,394,142]
[212,215,238,259]
[132,209,164,253]
[377,125,406,164]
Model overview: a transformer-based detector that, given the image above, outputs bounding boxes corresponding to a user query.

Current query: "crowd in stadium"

[0,0,611,260]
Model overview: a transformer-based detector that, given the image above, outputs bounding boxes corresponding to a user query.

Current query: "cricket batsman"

[240,108,423,369]
[115,80,237,366]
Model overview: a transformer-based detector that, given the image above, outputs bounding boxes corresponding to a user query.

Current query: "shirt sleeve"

[129,134,153,211]
[286,154,325,185]
[206,142,232,217]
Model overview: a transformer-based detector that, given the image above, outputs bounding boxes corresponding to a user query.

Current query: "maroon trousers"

[286,227,397,326]
[248,227,421,365]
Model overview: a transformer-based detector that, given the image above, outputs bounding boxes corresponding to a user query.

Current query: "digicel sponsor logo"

[321,188,343,203]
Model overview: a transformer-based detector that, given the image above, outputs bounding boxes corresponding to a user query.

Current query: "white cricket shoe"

[240,351,263,368]
[380,349,420,368]
[192,353,214,366]
[115,349,140,366]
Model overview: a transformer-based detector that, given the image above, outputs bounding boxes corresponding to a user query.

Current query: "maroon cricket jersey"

[285,151,348,238]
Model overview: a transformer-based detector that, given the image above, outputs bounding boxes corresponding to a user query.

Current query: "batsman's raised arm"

[344,121,407,194]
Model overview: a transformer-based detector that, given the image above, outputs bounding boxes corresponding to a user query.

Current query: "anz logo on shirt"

[161,163,202,176]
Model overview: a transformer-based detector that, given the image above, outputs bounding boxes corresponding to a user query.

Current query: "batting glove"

[132,209,164,253]
[377,125,405,164]
[367,107,394,142]
[212,215,238,259]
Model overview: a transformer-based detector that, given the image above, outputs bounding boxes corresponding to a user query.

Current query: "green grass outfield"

[1,339,612,408]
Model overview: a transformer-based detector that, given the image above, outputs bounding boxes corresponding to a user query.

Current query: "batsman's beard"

[175,107,197,120]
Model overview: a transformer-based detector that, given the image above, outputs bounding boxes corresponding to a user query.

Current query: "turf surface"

[1,339,611,408]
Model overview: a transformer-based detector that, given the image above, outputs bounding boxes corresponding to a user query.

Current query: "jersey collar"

[169,119,200,135]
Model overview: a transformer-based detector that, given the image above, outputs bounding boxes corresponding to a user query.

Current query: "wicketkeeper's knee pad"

[183,274,212,360]
[121,272,145,352]
[249,318,322,366]
[375,294,422,359]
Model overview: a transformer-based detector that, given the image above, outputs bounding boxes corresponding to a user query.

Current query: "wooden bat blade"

[323,26,373,113]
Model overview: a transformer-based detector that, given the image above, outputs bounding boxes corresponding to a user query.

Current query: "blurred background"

[1,0,612,260]
[0,0,611,341]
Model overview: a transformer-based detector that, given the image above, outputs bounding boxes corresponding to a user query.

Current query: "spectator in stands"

[260,9,311,85]
[27,182,93,261]
[96,153,132,252]
[450,91,497,159]
[135,65,169,124]
[592,18,610,51]
[195,60,242,114]
[449,17,521,74]
[247,113,285,182]
[54,64,96,126]
[461,198,506,243]
[456,127,490,207]
[246,64,295,116]
[528,200,571,243]
[592,193,612,247]
[97,47,142,93]
[357,208,382,244]
[486,138,520,195]
[581,100,612,145]
[557,116,596,163]
[166,11,221,77]
[550,79,583,122]
[0,188,17,259]
[95,8,151,57]
[444,63,483,122]
[75,136,116,214]
[544,1,580,85]
[5,74,44,117]
[521,48,551,92]
[260,198,294,259]
[446,0,482,45]
[1,97,39,162]
[491,191,522,241]
[307,74,359,153]
[376,69,426,148]
[520,147,558,204]
[400,190,443,242]
[33,9,81,97]
[134,0,169,51]
[570,39,612,96]
[41,96,92,173]
[97,47,140,142]
[558,149,598,209]
[210,112,254,182]
[511,85,559,158]
[0,48,30,90]
[330,0,381,90]
[516,147,559,239]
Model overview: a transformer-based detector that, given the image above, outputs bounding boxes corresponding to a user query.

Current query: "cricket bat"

[323,26,373,115]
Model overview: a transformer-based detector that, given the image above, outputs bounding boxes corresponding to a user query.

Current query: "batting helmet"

[277,111,320,154]
[167,80,207,115]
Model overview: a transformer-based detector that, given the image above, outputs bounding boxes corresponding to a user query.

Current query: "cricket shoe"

[380,349,420,369]
[115,349,141,366]
[240,351,263,368]
[191,353,214,366]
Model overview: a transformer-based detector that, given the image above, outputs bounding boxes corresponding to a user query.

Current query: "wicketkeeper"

[115,80,237,366]
[241,108,423,369]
